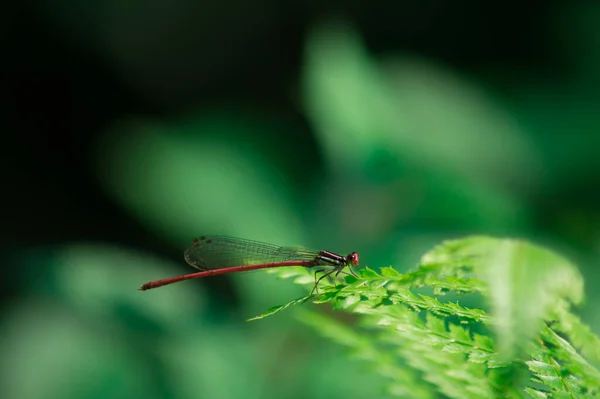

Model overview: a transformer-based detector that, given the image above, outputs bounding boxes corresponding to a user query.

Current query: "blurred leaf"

[158,328,267,399]
[421,237,584,360]
[94,116,306,246]
[301,21,534,247]
[53,243,207,332]
[303,21,540,185]
[0,300,157,399]
[303,21,385,169]
[297,308,435,399]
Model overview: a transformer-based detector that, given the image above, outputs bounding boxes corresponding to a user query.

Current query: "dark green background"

[2,1,599,398]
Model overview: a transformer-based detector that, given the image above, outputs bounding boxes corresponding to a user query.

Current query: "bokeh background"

[2,1,600,398]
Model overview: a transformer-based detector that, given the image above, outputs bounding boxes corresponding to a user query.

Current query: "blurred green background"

[2,1,600,398]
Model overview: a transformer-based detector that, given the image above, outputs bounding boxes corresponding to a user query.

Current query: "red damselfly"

[139,235,360,293]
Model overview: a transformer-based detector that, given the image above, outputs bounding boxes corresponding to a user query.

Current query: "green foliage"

[251,236,600,398]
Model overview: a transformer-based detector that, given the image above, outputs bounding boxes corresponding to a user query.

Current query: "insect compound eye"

[348,252,359,266]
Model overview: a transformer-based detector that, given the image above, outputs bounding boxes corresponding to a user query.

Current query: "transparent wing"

[183,235,319,271]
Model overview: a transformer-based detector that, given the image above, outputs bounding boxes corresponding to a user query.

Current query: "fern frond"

[251,236,600,398]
